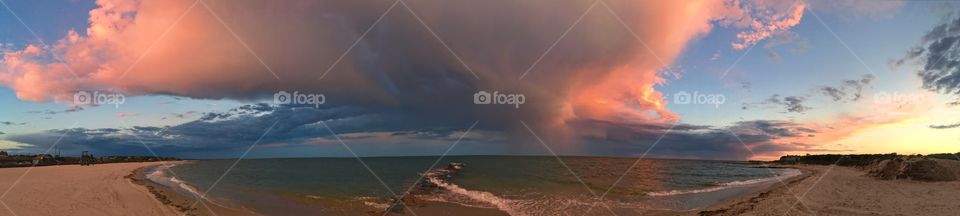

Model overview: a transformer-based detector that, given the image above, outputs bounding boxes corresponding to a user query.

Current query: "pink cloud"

[0,0,836,147]
[725,0,808,50]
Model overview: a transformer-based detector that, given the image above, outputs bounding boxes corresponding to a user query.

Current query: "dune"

[0,162,178,216]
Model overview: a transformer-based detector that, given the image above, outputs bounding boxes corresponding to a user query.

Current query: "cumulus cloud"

[820,74,875,102]
[1,0,723,135]
[0,121,25,126]
[759,94,811,113]
[744,74,874,113]
[0,0,826,156]
[721,0,808,50]
[930,122,960,129]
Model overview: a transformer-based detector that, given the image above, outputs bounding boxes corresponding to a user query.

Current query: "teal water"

[145,156,799,215]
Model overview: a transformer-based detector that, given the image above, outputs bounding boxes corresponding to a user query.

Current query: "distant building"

[779,155,801,163]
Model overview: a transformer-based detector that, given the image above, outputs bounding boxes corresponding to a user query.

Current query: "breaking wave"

[647,168,801,196]
[427,177,526,216]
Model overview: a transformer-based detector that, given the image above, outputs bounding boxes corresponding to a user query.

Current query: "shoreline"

[132,163,807,216]
[691,165,816,216]
[132,162,507,216]
[128,162,257,216]
[131,161,960,215]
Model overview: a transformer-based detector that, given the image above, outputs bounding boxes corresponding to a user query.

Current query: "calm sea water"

[145,156,799,215]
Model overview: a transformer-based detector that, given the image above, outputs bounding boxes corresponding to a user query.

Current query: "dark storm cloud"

[5,104,478,157]
[5,0,694,138]
[897,14,960,95]
[571,119,829,160]
[5,103,831,160]
[0,1,840,159]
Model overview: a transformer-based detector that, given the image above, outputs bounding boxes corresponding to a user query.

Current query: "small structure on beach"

[32,154,57,166]
[778,155,801,164]
[80,151,96,166]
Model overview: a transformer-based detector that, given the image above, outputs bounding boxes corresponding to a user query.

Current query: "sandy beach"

[0,161,258,216]
[0,162,178,216]
[0,159,956,216]
[697,160,960,216]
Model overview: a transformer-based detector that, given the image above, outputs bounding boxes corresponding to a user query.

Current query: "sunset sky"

[0,0,958,160]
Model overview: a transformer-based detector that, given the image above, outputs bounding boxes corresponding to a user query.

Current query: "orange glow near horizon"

[762,97,960,160]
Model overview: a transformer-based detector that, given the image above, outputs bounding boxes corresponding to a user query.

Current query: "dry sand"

[0,162,178,216]
[696,162,960,216]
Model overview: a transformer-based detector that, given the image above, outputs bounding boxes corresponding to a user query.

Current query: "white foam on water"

[427,177,527,216]
[647,168,802,196]
[719,168,801,186]
[363,201,391,210]
[645,185,732,196]
[145,164,214,205]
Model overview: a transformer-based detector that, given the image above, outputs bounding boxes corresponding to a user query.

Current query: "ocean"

[145,156,800,215]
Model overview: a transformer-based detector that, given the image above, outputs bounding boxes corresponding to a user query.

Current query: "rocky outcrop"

[387,162,465,213]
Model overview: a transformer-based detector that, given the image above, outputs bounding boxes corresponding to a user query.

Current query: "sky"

[0,0,959,160]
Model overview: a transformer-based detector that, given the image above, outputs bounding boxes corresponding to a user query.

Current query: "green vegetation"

[925,153,960,160]
[776,153,900,166]
[777,152,960,182]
